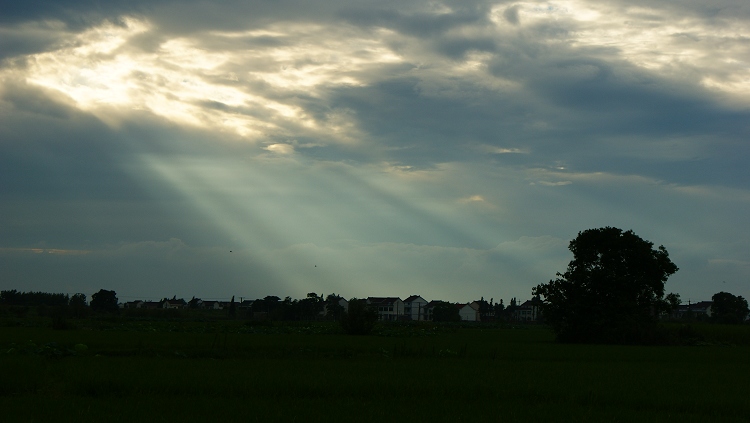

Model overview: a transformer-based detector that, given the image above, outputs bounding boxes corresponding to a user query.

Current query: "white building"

[403,295,428,321]
[458,302,480,321]
[367,297,404,321]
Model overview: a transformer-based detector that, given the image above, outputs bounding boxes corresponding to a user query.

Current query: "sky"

[1,0,748,304]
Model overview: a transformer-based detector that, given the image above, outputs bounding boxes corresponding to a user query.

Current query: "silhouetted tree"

[68,293,89,318]
[90,289,119,313]
[664,293,681,316]
[533,227,678,344]
[0,290,68,306]
[251,296,282,320]
[341,298,378,335]
[711,292,749,324]
[69,293,87,307]
[475,298,495,321]
[298,293,324,320]
[503,298,519,320]
[188,296,201,309]
[493,299,505,317]
[325,294,345,321]
[432,301,460,322]
[280,296,299,320]
[229,295,236,318]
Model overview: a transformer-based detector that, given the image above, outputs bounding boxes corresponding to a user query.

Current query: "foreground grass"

[1,322,749,422]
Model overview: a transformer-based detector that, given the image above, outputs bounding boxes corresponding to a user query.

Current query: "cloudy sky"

[1,0,748,304]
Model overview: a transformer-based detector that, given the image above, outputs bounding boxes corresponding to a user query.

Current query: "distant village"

[0,289,719,322]
[121,294,718,323]
[121,294,545,322]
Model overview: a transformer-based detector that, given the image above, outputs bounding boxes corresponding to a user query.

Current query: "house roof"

[367,297,402,305]
[456,303,479,311]
[404,295,425,303]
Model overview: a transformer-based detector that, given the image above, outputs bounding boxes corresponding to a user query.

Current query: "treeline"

[0,290,87,307]
[3,289,747,326]
[1,290,91,327]
[241,293,344,321]
[0,289,117,318]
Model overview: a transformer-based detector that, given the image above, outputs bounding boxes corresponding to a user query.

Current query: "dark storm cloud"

[0,21,69,62]
[0,0,151,32]
[339,4,492,37]
[322,40,749,184]
[327,76,532,167]
[309,4,750,186]
[503,5,521,25]
[0,84,132,201]
[0,82,253,250]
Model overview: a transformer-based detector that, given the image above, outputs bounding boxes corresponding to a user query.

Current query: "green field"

[2,318,749,422]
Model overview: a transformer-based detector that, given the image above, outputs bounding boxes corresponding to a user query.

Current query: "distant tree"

[249,296,281,319]
[0,290,19,304]
[261,296,281,312]
[90,289,119,313]
[298,293,324,320]
[475,298,494,321]
[711,292,749,324]
[229,296,237,318]
[0,290,68,307]
[664,293,681,316]
[502,298,519,320]
[188,296,201,309]
[280,296,299,320]
[494,299,505,316]
[324,294,345,321]
[69,293,87,308]
[533,227,679,344]
[68,293,89,318]
[432,301,460,322]
[341,298,378,335]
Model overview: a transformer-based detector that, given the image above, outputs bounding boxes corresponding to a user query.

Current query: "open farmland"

[1,318,749,422]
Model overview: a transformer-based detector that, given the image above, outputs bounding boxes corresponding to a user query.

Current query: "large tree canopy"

[90,289,119,313]
[533,227,679,344]
[711,292,749,324]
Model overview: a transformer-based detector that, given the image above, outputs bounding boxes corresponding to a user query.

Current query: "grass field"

[2,317,749,422]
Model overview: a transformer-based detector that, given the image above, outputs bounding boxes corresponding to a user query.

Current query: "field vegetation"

[2,310,749,422]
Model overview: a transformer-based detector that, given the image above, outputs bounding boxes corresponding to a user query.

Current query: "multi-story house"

[403,295,428,321]
[367,297,404,321]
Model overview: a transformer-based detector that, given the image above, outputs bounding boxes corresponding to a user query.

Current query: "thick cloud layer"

[1,0,748,303]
